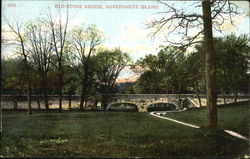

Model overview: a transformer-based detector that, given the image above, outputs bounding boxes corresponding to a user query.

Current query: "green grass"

[165,101,250,137]
[1,110,249,158]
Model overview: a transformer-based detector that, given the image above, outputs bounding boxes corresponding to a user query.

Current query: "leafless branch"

[147,0,242,49]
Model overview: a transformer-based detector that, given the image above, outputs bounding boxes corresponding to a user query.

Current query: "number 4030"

[8,3,16,7]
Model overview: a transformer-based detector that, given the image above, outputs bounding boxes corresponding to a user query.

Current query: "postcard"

[1,0,249,158]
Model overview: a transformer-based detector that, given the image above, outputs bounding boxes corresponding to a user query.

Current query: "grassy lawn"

[165,101,250,137]
[1,110,249,158]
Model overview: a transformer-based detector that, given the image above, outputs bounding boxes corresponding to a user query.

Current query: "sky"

[2,0,250,79]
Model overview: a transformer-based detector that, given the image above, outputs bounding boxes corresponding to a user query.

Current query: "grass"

[1,108,249,158]
[165,101,250,137]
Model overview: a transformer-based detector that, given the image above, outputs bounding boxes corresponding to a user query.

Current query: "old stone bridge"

[106,94,250,112]
[106,94,196,112]
[1,94,249,111]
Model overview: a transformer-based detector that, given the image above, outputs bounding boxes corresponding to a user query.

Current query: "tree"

[135,54,164,93]
[133,70,162,94]
[47,9,69,111]
[148,0,241,128]
[2,58,26,109]
[25,19,53,110]
[193,34,250,104]
[63,57,78,110]
[135,46,188,95]
[215,35,250,102]
[185,49,205,107]
[69,24,104,111]
[4,17,32,115]
[172,52,188,108]
[94,49,130,110]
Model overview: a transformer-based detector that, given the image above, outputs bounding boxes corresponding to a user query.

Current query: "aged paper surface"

[1,0,249,158]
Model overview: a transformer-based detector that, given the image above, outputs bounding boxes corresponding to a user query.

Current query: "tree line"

[2,14,130,114]
[2,32,249,112]
[127,34,249,107]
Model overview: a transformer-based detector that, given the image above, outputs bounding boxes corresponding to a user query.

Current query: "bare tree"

[25,19,53,110]
[148,0,241,128]
[69,24,104,111]
[47,9,68,111]
[4,16,32,115]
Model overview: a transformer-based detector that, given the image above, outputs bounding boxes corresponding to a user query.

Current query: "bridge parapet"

[107,94,250,111]
[107,94,187,112]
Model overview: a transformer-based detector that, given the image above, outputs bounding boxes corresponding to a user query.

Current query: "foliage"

[68,24,104,110]
[93,48,131,108]
[215,34,250,94]
[1,58,26,94]
[194,34,250,95]
[134,46,189,94]
[133,35,249,95]
[2,17,249,112]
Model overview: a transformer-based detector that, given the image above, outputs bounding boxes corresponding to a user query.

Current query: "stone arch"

[106,101,140,111]
[146,100,178,111]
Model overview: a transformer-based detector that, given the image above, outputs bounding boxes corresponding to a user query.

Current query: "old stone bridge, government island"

[106,94,199,112]
[106,94,250,112]
[2,94,249,111]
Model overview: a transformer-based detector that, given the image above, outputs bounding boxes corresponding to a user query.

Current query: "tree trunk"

[58,64,63,111]
[80,65,90,111]
[84,98,88,110]
[18,35,32,115]
[27,78,32,115]
[202,0,218,129]
[42,78,49,110]
[13,94,18,110]
[23,56,32,115]
[36,96,41,110]
[68,93,72,110]
[94,100,98,110]
[80,84,86,111]
[196,83,202,107]
[223,92,227,105]
[102,95,108,111]
[234,88,238,103]
[171,86,174,94]
[44,90,49,110]
[178,82,181,109]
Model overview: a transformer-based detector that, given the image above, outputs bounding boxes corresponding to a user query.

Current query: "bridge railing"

[1,94,250,100]
[108,94,250,99]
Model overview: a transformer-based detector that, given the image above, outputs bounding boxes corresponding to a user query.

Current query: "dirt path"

[150,111,199,129]
[150,110,249,141]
